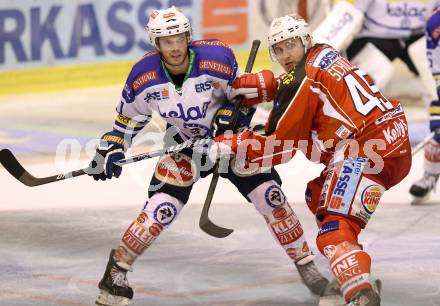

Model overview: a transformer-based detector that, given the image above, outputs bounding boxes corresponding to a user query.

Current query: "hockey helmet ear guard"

[268,14,312,61]
[145,6,192,49]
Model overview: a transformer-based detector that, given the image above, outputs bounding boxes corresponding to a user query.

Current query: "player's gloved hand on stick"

[430,100,440,143]
[229,70,278,107]
[208,130,260,163]
[210,130,296,168]
[212,104,236,136]
[87,132,126,181]
[212,104,255,137]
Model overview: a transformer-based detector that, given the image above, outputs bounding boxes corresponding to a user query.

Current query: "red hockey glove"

[210,130,295,169]
[208,130,260,164]
[231,70,278,107]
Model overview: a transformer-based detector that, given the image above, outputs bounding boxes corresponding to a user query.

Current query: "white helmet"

[267,14,311,61]
[146,6,192,49]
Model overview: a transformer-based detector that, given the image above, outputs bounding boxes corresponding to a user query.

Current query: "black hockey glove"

[87,132,125,181]
[212,104,255,136]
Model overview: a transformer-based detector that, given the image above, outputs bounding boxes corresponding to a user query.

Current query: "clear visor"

[271,37,304,59]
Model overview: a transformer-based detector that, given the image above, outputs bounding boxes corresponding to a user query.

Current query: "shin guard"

[248,181,312,262]
[115,192,183,265]
[316,216,373,302]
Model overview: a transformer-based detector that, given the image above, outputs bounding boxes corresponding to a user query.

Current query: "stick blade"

[0,149,27,180]
[199,218,233,238]
[0,149,42,187]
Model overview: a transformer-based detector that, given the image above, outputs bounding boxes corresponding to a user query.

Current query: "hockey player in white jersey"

[87,6,336,306]
[313,0,440,90]
[410,8,440,203]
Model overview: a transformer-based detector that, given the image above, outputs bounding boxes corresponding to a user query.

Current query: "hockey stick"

[412,132,435,155]
[0,137,211,187]
[411,128,440,155]
[199,40,261,238]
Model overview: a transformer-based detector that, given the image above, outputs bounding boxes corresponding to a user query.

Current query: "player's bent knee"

[247,180,288,216]
[316,215,361,259]
[143,192,184,228]
[120,193,183,259]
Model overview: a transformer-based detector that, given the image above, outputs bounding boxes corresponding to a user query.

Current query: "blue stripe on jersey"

[123,39,238,100]
[126,52,169,97]
[189,40,239,84]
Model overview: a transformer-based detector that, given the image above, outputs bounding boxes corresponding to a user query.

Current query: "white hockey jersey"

[352,0,440,38]
[114,40,239,142]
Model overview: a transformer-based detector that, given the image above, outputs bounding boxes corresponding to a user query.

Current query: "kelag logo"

[386,3,427,18]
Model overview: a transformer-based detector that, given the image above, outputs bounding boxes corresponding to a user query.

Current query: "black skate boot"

[347,287,381,306]
[95,249,134,306]
[409,172,439,205]
[295,256,333,296]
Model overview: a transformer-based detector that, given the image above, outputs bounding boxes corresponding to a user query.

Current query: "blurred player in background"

[87,6,335,306]
[313,0,440,95]
[409,8,440,203]
[212,14,412,305]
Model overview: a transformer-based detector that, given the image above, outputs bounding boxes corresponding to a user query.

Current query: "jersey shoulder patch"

[191,39,237,80]
[310,45,340,69]
[128,51,167,93]
[191,39,232,50]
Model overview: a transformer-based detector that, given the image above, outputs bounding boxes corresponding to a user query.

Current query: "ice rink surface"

[0,87,439,306]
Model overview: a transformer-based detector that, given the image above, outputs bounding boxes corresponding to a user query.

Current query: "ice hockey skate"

[295,257,337,296]
[95,250,134,306]
[409,172,439,205]
[318,278,344,306]
[319,279,381,306]
[346,280,381,306]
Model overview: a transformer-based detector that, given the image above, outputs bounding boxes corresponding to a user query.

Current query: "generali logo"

[199,60,233,77]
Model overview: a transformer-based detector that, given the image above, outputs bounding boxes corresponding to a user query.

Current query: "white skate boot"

[95,249,134,306]
[409,172,439,205]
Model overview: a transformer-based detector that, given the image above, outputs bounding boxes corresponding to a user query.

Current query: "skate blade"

[95,289,130,306]
[411,193,431,205]
[318,294,346,306]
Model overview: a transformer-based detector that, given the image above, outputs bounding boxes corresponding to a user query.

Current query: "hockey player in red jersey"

[211,14,412,306]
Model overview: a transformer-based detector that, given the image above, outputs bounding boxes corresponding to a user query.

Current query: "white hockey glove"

[207,140,234,164]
